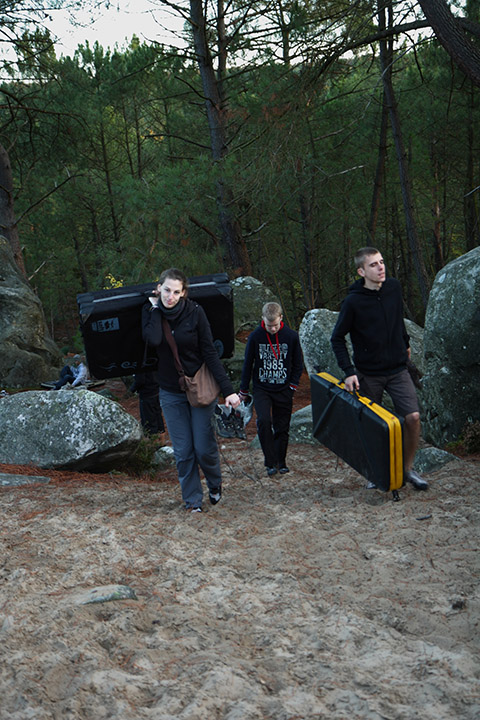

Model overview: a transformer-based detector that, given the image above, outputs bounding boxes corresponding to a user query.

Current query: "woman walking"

[142,268,240,512]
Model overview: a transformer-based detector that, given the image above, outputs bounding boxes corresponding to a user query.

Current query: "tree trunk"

[0,142,26,277]
[73,235,89,292]
[99,120,122,247]
[378,1,430,311]
[122,98,135,178]
[418,0,480,88]
[464,81,480,251]
[189,0,251,274]
[430,139,445,271]
[368,90,389,241]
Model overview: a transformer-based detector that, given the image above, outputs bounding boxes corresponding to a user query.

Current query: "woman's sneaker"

[209,486,222,505]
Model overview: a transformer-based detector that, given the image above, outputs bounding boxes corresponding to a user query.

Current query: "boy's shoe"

[209,486,222,505]
[278,466,290,474]
[405,469,428,491]
[213,405,236,438]
[266,466,277,476]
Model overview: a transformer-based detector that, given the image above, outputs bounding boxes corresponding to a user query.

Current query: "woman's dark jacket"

[142,298,234,397]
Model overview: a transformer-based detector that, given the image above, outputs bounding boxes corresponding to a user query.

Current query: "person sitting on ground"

[239,301,304,477]
[54,354,88,390]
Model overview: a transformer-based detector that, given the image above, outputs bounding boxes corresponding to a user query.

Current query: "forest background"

[1,0,480,352]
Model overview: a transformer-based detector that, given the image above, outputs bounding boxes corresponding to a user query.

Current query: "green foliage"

[446,420,480,455]
[1,13,480,347]
[122,434,162,477]
[462,421,480,454]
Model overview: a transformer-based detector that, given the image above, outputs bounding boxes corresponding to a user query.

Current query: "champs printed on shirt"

[258,343,289,383]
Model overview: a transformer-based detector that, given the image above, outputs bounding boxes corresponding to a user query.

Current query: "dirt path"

[0,379,479,719]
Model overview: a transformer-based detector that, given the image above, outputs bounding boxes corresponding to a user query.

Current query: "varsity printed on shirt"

[240,321,303,395]
[258,342,289,383]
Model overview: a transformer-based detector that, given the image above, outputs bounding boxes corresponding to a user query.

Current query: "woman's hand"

[148,284,161,307]
[224,393,241,409]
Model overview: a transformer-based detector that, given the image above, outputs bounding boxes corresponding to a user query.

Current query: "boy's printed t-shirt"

[258,342,289,384]
[240,323,303,393]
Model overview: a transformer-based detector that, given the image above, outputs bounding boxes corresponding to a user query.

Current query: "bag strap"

[161,316,187,390]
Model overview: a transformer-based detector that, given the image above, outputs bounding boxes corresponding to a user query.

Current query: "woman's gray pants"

[159,388,222,509]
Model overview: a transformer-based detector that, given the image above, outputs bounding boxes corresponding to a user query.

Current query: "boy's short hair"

[262,302,282,321]
[354,246,380,269]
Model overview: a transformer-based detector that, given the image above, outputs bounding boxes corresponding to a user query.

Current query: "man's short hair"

[262,302,282,321]
[354,246,381,269]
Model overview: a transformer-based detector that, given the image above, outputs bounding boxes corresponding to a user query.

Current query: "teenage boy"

[240,302,304,476]
[330,246,427,491]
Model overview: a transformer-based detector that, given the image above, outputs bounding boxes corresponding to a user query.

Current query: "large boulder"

[0,389,142,471]
[289,405,316,445]
[299,308,424,379]
[231,276,279,333]
[222,339,250,388]
[422,247,480,446]
[299,309,348,377]
[0,237,62,387]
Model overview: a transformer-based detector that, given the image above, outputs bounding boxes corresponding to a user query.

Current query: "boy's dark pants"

[253,386,293,468]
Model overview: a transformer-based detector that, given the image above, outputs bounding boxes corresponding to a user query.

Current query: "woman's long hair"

[158,268,189,296]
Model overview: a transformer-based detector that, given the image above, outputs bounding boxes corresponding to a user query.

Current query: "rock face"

[0,389,142,471]
[299,309,349,377]
[422,247,480,446]
[0,236,62,387]
[222,339,250,388]
[289,406,316,445]
[231,276,279,333]
[299,308,424,378]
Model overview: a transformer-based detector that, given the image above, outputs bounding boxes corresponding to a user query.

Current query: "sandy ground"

[0,380,479,719]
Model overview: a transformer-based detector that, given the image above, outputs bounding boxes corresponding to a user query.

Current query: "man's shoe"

[266,467,277,476]
[209,486,222,505]
[405,469,428,491]
[278,466,290,474]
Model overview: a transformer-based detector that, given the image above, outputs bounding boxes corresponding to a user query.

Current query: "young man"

[330,247,427,491]
[240,302,304,476]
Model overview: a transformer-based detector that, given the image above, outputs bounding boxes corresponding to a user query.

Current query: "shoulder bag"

[161,316,220,407]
